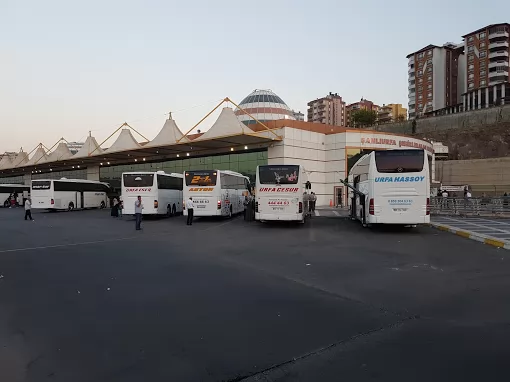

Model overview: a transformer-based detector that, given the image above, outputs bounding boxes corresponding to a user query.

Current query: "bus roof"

[0,183,29,188]
[122,171,183,178]
[33,178,110,186]
[186,169,248,178]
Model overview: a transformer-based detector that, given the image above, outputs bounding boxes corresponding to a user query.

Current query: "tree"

[396,114,406,122]
[351,109,377,128]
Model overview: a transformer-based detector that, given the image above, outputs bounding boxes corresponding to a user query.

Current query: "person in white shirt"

[24,198,34,221]
[186,197,194,225]
[134,196,143,230]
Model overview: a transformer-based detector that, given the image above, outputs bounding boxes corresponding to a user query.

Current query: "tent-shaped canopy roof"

[0,154,13,169]
[48,142,73,162]
[197,107,253,140]
[105,129,141,153]
[26,146,48,166]
[147,117,189,147]
[12,150,29,167]
[74,135,103,158]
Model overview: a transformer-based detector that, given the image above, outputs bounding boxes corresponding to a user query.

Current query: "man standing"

[135,195,143,230]
[24,198,34,221]
[186,197,194,225]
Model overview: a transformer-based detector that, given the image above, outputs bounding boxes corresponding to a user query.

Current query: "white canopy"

[48,142,73,162]
[105,129,141,152]
[197,107,253,140]
[26,146,48,166]
[12,150,29,167]
[74,135,103,158]
[147,117,189,146]
[0,154,13,169]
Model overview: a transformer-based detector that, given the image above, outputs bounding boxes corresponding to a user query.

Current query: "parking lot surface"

[0,207,509,382]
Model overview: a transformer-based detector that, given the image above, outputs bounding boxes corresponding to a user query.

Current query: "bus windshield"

[258,165,299,185]
[375,150,424,173]
[123,174,154,187]
[32,181,51,190]
[185,171,217,186]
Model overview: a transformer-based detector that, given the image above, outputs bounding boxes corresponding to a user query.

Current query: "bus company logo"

[388,199,413,206]
[259,187,299,193]
[399,140,434,154]
[375,176,425,183]
[191,176,210,184]
[188,187,214,192]
[268,200,290,206]
[361,137,397,146]
[125,188,152,192]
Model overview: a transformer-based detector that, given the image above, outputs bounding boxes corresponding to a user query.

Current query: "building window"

[418,78,423,84]
[427,59,432,64]
[427,101,432,106]
[418,86,423,92]
[418,95,423,100]
[480,61,486,69]
[427,75,432,81]
[427,92,432,98]
[427,50,432,56]
[480,70,486,76]
[468,82,474,89]
[469,73,474,79]
[427,67,432,72]
[468,45,474,52]
[480,42,486,48]
[468,36,474,42]
[469,64,474,70]
[418,52,424,59]
[428,84,432,90]
[479,32,486,39]
[479,50,486,58]
[418,103,423,108]
[417,70,422,76]
[480,80,486,86]
[468,54,474,62]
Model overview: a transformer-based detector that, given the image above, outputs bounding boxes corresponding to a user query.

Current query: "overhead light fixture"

[100,163,103,166]
[50,169,52,172]
[244,146,248,150]
[72,166,74,169]
[143,158,146,161]
[186,153,190,156]
[177,154,180,157]
[77,165,80,168]
[230,148,234,151]
[107,162,110,165]
[135,159,138,162]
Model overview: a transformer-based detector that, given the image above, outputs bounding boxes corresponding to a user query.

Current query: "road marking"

[332,211,340,217]
[314,210,320,217]
[0,236,139,254]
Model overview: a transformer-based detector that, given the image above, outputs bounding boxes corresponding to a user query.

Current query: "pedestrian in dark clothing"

[186,197,194,225]
[134,196,143,230]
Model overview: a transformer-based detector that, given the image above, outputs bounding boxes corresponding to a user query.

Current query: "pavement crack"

[26,354,44,370]
[226,314,420,382]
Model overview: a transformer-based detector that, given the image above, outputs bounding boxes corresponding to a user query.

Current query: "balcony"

[489,30,510,39]
[489,50,509,59]
[408,67,415,74]
[489,41,509,49]
[489,61,509,69]
[489,70,509,78]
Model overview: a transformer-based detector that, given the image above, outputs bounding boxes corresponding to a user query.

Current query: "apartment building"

[407,43,466,118]
[292,110,305,121]
[307,92,346,126]
[345,98,378,127]
[462,23,510,110]
[377,104,408,124]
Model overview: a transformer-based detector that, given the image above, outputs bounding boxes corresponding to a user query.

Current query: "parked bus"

[31,178,110,211]
[1,184,30,207]
[183,170,250,218]
[348,149,430,226]
[255,164,311,223]
[121,171,183,216]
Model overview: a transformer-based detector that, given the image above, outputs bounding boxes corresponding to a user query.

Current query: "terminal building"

[0,92,435,206]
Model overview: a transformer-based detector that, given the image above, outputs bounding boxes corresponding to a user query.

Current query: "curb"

[430,222,510,250]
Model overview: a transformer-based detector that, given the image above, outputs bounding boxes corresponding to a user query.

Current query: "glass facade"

[346,148,374,174]
[0,175,24,184]
[32,170,87,180]
[100,150,268,190]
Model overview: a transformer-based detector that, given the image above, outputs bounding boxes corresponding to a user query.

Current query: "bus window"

[375,150,424,173]
[185,171,217,186]
[123,174,154,187]
[258,165,299,185]
[32,181,51,190]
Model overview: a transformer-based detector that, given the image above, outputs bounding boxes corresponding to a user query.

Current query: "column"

[468,92,472,111]
[87,166,100,181]
[23,173,31,186]
[462,94,467,111]
[502,84,506,105]
[485,87,489,108]
[477,89,482,109]
[494,85,498,105]
[431,153,436,183]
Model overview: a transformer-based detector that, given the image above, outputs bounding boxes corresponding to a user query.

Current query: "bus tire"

[172,204,176,216]
[100,201,106,209]
[3,200,8,208]
[68,202,74,211]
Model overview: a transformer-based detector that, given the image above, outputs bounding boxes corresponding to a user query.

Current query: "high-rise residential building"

[377,104,408,124]
[345,98,378,127]
[407,43,466,119]
[307,92,346,126]
[462,23,510,110]
[292,110,305,121]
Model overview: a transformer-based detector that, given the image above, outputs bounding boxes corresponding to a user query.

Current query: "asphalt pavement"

[0,207,509,382]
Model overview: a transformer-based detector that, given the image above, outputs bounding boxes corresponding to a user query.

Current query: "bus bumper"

[256,213,303,221]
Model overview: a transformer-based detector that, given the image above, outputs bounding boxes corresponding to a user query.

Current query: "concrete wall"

[436,157,510,195]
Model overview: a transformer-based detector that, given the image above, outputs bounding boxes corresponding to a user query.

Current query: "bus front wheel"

[68,202,74,211]
[100,201,106,209]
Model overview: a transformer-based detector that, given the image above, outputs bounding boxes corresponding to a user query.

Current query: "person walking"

[118,197,123,218]
[111,197,119,217]
[186,197,194,225]
[312,192,317,212]
[24,198,34,221]
[135,196,143,230]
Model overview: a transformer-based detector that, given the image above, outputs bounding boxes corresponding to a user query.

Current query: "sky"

[0,0,506,153]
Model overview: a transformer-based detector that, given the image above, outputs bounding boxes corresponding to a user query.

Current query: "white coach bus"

[121,171,183,216]
[255,164,311,223]
[31,178,110,210]
[349,149,430,226]
[0,184,30,207]
[183,170,250,218]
